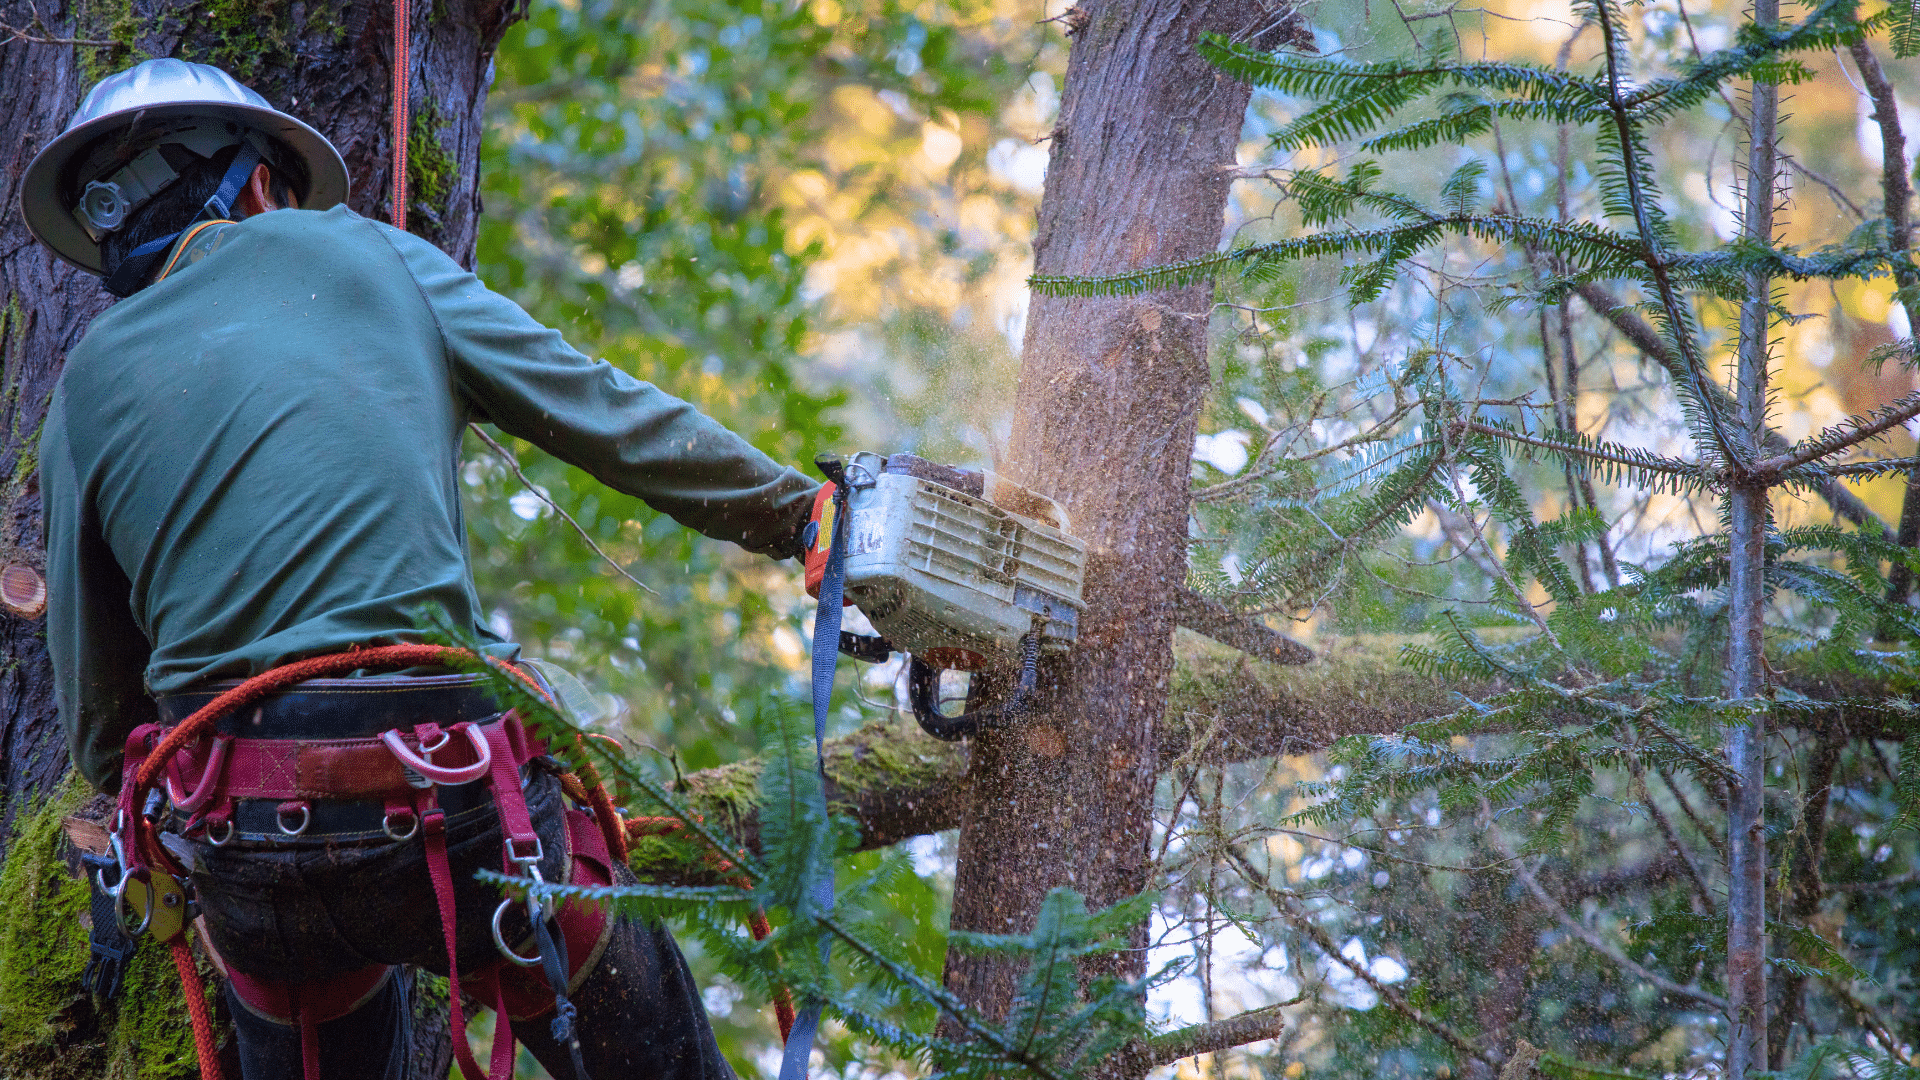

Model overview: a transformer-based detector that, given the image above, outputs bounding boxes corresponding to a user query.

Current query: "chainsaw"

[804,451,1087,740]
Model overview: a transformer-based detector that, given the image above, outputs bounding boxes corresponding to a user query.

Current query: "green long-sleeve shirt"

[44,205,817,791]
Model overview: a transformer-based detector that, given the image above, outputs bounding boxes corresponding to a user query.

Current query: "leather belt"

[157,673,503,738]
[155,674,546,845]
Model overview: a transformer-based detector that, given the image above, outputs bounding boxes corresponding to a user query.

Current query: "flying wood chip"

[1,564,46,618]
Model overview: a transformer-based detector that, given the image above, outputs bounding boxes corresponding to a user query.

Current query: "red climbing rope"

[171,938,227,1080]
[390,0,409,229]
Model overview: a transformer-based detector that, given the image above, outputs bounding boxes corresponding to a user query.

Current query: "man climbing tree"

[14,48,824,1080]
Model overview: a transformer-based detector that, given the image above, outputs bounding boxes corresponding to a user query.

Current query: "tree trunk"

[940,0,1298,1049]
[1725,0,1780,1070]
[0,0,515,1069]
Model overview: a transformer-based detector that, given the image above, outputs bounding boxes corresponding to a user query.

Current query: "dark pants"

[192,772,735,1080]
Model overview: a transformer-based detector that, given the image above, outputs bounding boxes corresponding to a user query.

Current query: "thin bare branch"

[1507,851,1730,1012]
[468,423,658,596]
[1227,847,1497,1067]
[0,18,119,44]
[1127,1002,1297,1069]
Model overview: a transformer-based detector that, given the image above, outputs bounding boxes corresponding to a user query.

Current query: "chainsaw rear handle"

[834,629,1039,741]
[907,632,1040,742]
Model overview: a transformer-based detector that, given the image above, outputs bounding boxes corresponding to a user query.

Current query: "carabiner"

[490,897,544,967]
[490,862,547,966]
[165,733,232,811]
[380,724,492,786]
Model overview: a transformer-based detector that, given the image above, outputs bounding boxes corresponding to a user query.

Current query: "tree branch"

[1123,1003,1293,1070]
[1172,587,1314,664]
[1751,391,1920,478]
[650,639,1920,867]
[1572,284,1892,536]
[468,423,657,595]
[1846,40,1920,607]
[1228,847,1496,1067]
[1504,846,1729,1011]
[1457,420,1701,478]
[0,19,118,44]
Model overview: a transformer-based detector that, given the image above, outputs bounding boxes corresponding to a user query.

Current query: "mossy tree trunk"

[0,0,519,1070]
[939,0,1301,1060]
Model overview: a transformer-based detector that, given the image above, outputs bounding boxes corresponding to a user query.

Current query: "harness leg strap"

[420,800,499,1080]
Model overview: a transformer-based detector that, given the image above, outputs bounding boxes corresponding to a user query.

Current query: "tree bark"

[1726,0,1780,1070]
[940,0,1299,1048]
[0,0,517,1070]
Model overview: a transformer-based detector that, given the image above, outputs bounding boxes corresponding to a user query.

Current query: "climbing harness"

[93,643,790,1080]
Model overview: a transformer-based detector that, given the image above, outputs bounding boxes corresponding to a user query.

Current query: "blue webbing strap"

[101,142,261,298]
[778,478,848,1080]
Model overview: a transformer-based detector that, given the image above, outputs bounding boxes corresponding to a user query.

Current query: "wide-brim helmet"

[19,58,349,275]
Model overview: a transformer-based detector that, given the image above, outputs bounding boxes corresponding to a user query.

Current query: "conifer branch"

[1572,284,1890,534]
[1227,847,1497,1067]
[1751,391,1920,478]
[1450,420,1703,481]
[1124,1003,1294,1068]
[1594,0,1746,473]
[1027,215,1641,300]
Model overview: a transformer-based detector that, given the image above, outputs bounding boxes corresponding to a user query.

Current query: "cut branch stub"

[1,564,47,619]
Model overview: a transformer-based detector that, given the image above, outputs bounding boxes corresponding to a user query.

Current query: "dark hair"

[98,142,296,282]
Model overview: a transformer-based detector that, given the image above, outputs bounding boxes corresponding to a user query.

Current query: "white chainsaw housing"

[839,453,1086,665]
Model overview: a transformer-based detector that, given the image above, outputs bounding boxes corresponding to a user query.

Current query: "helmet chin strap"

[100,141,262,299]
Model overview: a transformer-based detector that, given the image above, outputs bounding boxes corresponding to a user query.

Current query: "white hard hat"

[19,58,349,275]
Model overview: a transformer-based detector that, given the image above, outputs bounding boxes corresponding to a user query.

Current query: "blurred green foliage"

[469,0,1038,1072]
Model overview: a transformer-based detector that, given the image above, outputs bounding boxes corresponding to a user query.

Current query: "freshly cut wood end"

[1,564,46,618]
[63,814,112,856]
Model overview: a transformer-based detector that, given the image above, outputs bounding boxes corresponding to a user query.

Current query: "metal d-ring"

[114,876,154,938]
[490,897,543,967]
[382,811,419,841]
[205,818,234,846]
[276,803,311,837]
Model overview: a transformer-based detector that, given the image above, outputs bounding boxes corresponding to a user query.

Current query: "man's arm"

[373,222,819,558]
[43,394,157,792]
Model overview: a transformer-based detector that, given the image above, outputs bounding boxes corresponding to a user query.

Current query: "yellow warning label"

[815,498,837,553]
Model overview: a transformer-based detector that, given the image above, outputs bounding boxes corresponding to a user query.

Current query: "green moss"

[10,416,45,492]
[104,932,212,1079]
[625,721,966,881]
[190,0,297,85]
[0,773,214,1079]
[406,101,459,233]
[0,774,94,1054]
[822,720,962,803]
[71,0,144,85]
